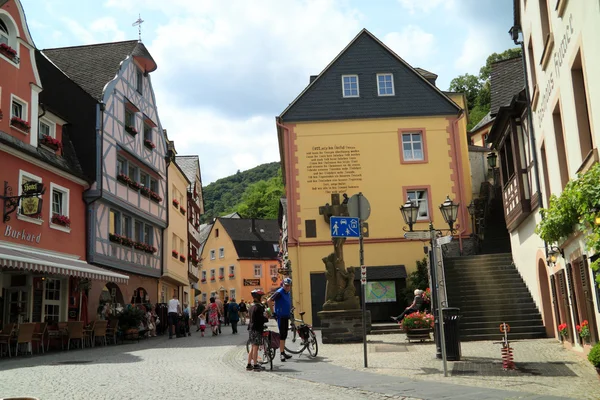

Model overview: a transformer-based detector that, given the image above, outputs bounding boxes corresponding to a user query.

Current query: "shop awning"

[0,243,129,283]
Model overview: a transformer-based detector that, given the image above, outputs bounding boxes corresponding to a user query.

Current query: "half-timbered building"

[39,40,168,316]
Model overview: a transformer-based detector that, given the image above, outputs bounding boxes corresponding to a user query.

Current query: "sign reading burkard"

[243,279,261,286]
[4,225,41,243]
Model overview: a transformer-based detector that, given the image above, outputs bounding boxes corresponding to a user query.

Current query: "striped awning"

[0,243,129,283]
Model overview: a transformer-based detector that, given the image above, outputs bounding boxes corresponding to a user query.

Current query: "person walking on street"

[228,298,240,334]
[239,300,247,325]
[215,296,223,334]
[207,297,221,336]
[391,289,424,323]
[196,301,206,332]
[247,289,267,371]
[223,297,230,326]
[268,277,293,362]
[183,303,191,336]
[167,293,181,339]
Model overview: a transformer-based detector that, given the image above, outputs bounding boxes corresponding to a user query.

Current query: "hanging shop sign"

[243,279,261,286]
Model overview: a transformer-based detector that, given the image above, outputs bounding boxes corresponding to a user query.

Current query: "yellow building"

[199,218,280,303]
[276,29,472,325]
[160,140,191,305]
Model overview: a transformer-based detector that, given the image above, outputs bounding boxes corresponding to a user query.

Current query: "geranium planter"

[40,135,62,151]
[10,116,30,133]
[125,125,138,136]
[0,43,17,61]
[200,279,207,283]
[405,328,432,342]
[149,191,162,203]
[179,255,186,263]
[128,181,141,191]
[172,199,179,208]
[172,250,179,258]
[229,274,235,279]
[180,207,186,215]
[51,214,70,227]
[117,173,132,185]
[144,140,155,150]
[140,187,151,198]
[219,276,224,280]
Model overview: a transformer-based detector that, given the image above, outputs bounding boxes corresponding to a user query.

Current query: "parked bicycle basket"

[270,331,281,349]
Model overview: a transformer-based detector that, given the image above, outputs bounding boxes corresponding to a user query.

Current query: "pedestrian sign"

[330,216,360,238]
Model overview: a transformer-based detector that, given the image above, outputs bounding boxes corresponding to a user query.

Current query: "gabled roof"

[469,112,494,134]
[278,28,461,121]
[175,155,201,193]
[489,56,524,116]
[221,212,241,219]
[42,40,157,101]
[218,218,279,260]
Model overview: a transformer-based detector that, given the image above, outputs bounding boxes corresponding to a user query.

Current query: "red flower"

[172,250,179,257]
[200,278,207,283]
[0,43,17,57]
[144,139,156,149]
[51,214,70,227]
[41,134,62,150]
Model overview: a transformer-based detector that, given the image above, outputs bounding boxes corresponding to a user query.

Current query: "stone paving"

[316,331,599,399]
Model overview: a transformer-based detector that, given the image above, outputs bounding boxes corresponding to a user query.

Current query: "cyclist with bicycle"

[267,277,293,362]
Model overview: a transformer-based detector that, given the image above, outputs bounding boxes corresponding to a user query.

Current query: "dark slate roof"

[353,265,407,280]
[42,40,147,101]
[489,56,524,117]
[218,218,280,259]
[0,130,87,182]
[469,112,494,133]
[175,155,200,192]
[279,29,460,122]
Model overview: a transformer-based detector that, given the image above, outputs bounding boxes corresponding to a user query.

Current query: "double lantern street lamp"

[399,196,459,367]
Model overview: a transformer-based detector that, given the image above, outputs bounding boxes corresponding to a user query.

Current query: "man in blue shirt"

[268,277,293,362]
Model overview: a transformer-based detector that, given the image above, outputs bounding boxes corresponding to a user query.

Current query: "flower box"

[128,181,141,191]
[40,134,62,151]
[10,116,30,133]
[218,275,224,280]
[210,277,216,281]
[117,173,132,185]
[144,139,156,150]
[140,187,151,198]
[135,242,157,254]
[200,278,207,283]
[190,255,200,265]
[172,250,179,258]
[0,43,17,60]
[180,207,186,215]
[228,273,235,279]
[51,214,70,227]
[109,233,134,247]
[149,191,162,203]
[172,199,179,207]
[125,125,138,136]
[179,255,186,262]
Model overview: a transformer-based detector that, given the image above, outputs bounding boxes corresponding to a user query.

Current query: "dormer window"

[342,75,359,98]
[0,20,9,46]
[377,73,394,96]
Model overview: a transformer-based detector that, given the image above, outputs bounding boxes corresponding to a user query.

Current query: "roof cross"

[132,14,144,42]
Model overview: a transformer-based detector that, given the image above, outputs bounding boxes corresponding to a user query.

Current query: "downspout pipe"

[511,25,547,257]
[85,102,105,265]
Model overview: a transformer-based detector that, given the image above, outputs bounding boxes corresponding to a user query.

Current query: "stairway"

[444,253,546,341]
[480,191,511,254]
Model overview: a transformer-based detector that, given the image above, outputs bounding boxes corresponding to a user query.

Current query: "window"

[342,75,359,98]
[0,19,8,46]
[144,122,152,142]
[11,98,26,120]
[210,291,216,299]
[122,216,132,237]
[406,189,430,220]
[230,289,236,300]
[254,264,262,277]
[136,69,143,94]
[539,0,551,45]
[401,132,424,161]
[134,221,142,242]
[125,107,135,129]
[210,249,216,260]
[144,224,152,245]
[571,50,593,160]
[201,270,207,280]
[140,171,149,188]
[215,229,219,238]
[219,248,224,258]
[377,73,394,96]
[499,135,516,185]
[109,209,120,234]
[150,178,158,193]
[527,39,537,93]
[117,157,126,176]
[270,265,278,278]
[229,265,235,275]
[39,120,54,140]
[552,104,569,190]
[202,293,207,303]
[128,164,137,181]
[251,245,257,252]
[219,267,225,278]
[540,143,552,207]
[18,170,42,222]
[49,183,69,221]
[210,269,216,280]
[44,279,61,323]
[273,244,280,252]
[179,236,184,255]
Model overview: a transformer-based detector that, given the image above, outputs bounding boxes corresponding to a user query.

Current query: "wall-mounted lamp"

[547,245,565,266]
[487,152,498,169]
[591,206,600,226]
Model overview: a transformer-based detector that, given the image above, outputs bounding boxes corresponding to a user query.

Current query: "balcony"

[502,174,531,231]
[188,263,199,283]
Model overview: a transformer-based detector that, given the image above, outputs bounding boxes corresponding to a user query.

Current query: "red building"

[0,0,127,326]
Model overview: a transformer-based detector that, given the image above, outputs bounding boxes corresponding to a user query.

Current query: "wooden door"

[573,257,599,344]
[556,270,574,343]
[566,264,581,345]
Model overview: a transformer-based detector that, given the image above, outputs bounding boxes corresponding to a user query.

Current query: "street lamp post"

[400,196,459,375]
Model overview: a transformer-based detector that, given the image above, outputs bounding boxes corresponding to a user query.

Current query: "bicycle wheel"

[306,330,318,358]
[262,336,273,370]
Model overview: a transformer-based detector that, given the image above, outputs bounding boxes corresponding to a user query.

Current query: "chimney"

[310,75,318,83]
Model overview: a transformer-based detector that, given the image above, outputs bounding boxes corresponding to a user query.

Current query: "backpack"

[251,303,266,331]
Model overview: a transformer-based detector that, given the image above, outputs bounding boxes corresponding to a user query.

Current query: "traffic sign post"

[357,193,368,368]
[330,216,361,238]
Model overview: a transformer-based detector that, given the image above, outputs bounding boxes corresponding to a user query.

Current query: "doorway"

[310,273,325,327]
[6,288,28,324]
[538,259,554,337]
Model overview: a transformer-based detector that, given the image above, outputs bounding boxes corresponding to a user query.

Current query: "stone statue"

[319,194,360,311]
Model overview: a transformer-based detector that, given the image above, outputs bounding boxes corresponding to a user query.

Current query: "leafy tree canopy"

[236,171,284,219]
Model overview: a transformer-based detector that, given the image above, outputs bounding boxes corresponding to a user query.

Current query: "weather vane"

[132,14,144,42]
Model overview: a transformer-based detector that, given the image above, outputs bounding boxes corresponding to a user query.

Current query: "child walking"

[247,289,267,372]
[198,312,206,337]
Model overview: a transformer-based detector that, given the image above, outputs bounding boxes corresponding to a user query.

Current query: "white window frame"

[201,270,207,281]
[0,18,9,46]
[210,249,216,260]
[210,269,216,280]
[202,293,207,303]
[10,94,28,132]
[17,169,43,225]
[230,289,236,300]
[49,182,71,233]
[254,264,262,278]
[270,264,278,278]
[402,132,424,161]
[38,117,55,139]
[219,247,224,258]
[377,73,395,96]
[0,15,19,65]
[341,74,359,98]
[42,278,62,323]
[407,189,430,221]
[229,265,235,275]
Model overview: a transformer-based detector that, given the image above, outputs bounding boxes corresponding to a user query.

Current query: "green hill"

[201,161,280,222]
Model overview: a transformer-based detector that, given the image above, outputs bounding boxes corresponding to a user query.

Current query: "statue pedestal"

[317,309,371,344]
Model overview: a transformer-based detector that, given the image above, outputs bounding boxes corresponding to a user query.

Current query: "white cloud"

[398,0,455,14]
[454,28,494,72]
[383,25,436,65]
[59,16,125,45]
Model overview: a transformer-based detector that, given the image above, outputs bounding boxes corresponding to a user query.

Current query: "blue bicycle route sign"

[330,216,360,238]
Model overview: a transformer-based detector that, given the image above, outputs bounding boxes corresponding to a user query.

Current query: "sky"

[22,0,515,184]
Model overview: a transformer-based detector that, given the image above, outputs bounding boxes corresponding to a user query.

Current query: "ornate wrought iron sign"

[1,181,46,223]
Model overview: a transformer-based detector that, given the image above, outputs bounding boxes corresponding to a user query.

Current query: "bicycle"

[246,325,276,370]
[284,308,318,357]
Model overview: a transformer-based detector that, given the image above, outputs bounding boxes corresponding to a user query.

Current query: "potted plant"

[117,173,132,185]
[179,255,186,263]
[219,275,224,280]
[172,198,179,208]
[210,276,216,281]
[144,139,155,150]
[117,306,145,337]
[180,206,186,215]
[172,249,179,258]
[558,323,568,340]
[128,180,141,191]
[0,43,17,60]
[51,214,71,227]
[125,125,138,136]
[40,134,62,151]
[588,342,600,378]
[400,311,434,341]
[140,186,151,198]
[109,233,124,244]
[200,278,207,283]
[191,255,199,265]
[150,191,162,203]
[422,288,431,304]
[577,320,591,344]
[10,116,30,133]
[228,273,235,279]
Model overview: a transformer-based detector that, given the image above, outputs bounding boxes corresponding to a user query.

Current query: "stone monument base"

[317,309,372,344]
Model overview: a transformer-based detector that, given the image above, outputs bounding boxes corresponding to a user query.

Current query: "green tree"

[236,171,284,219]
[479,48,523,81]
[448,73,481,111]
